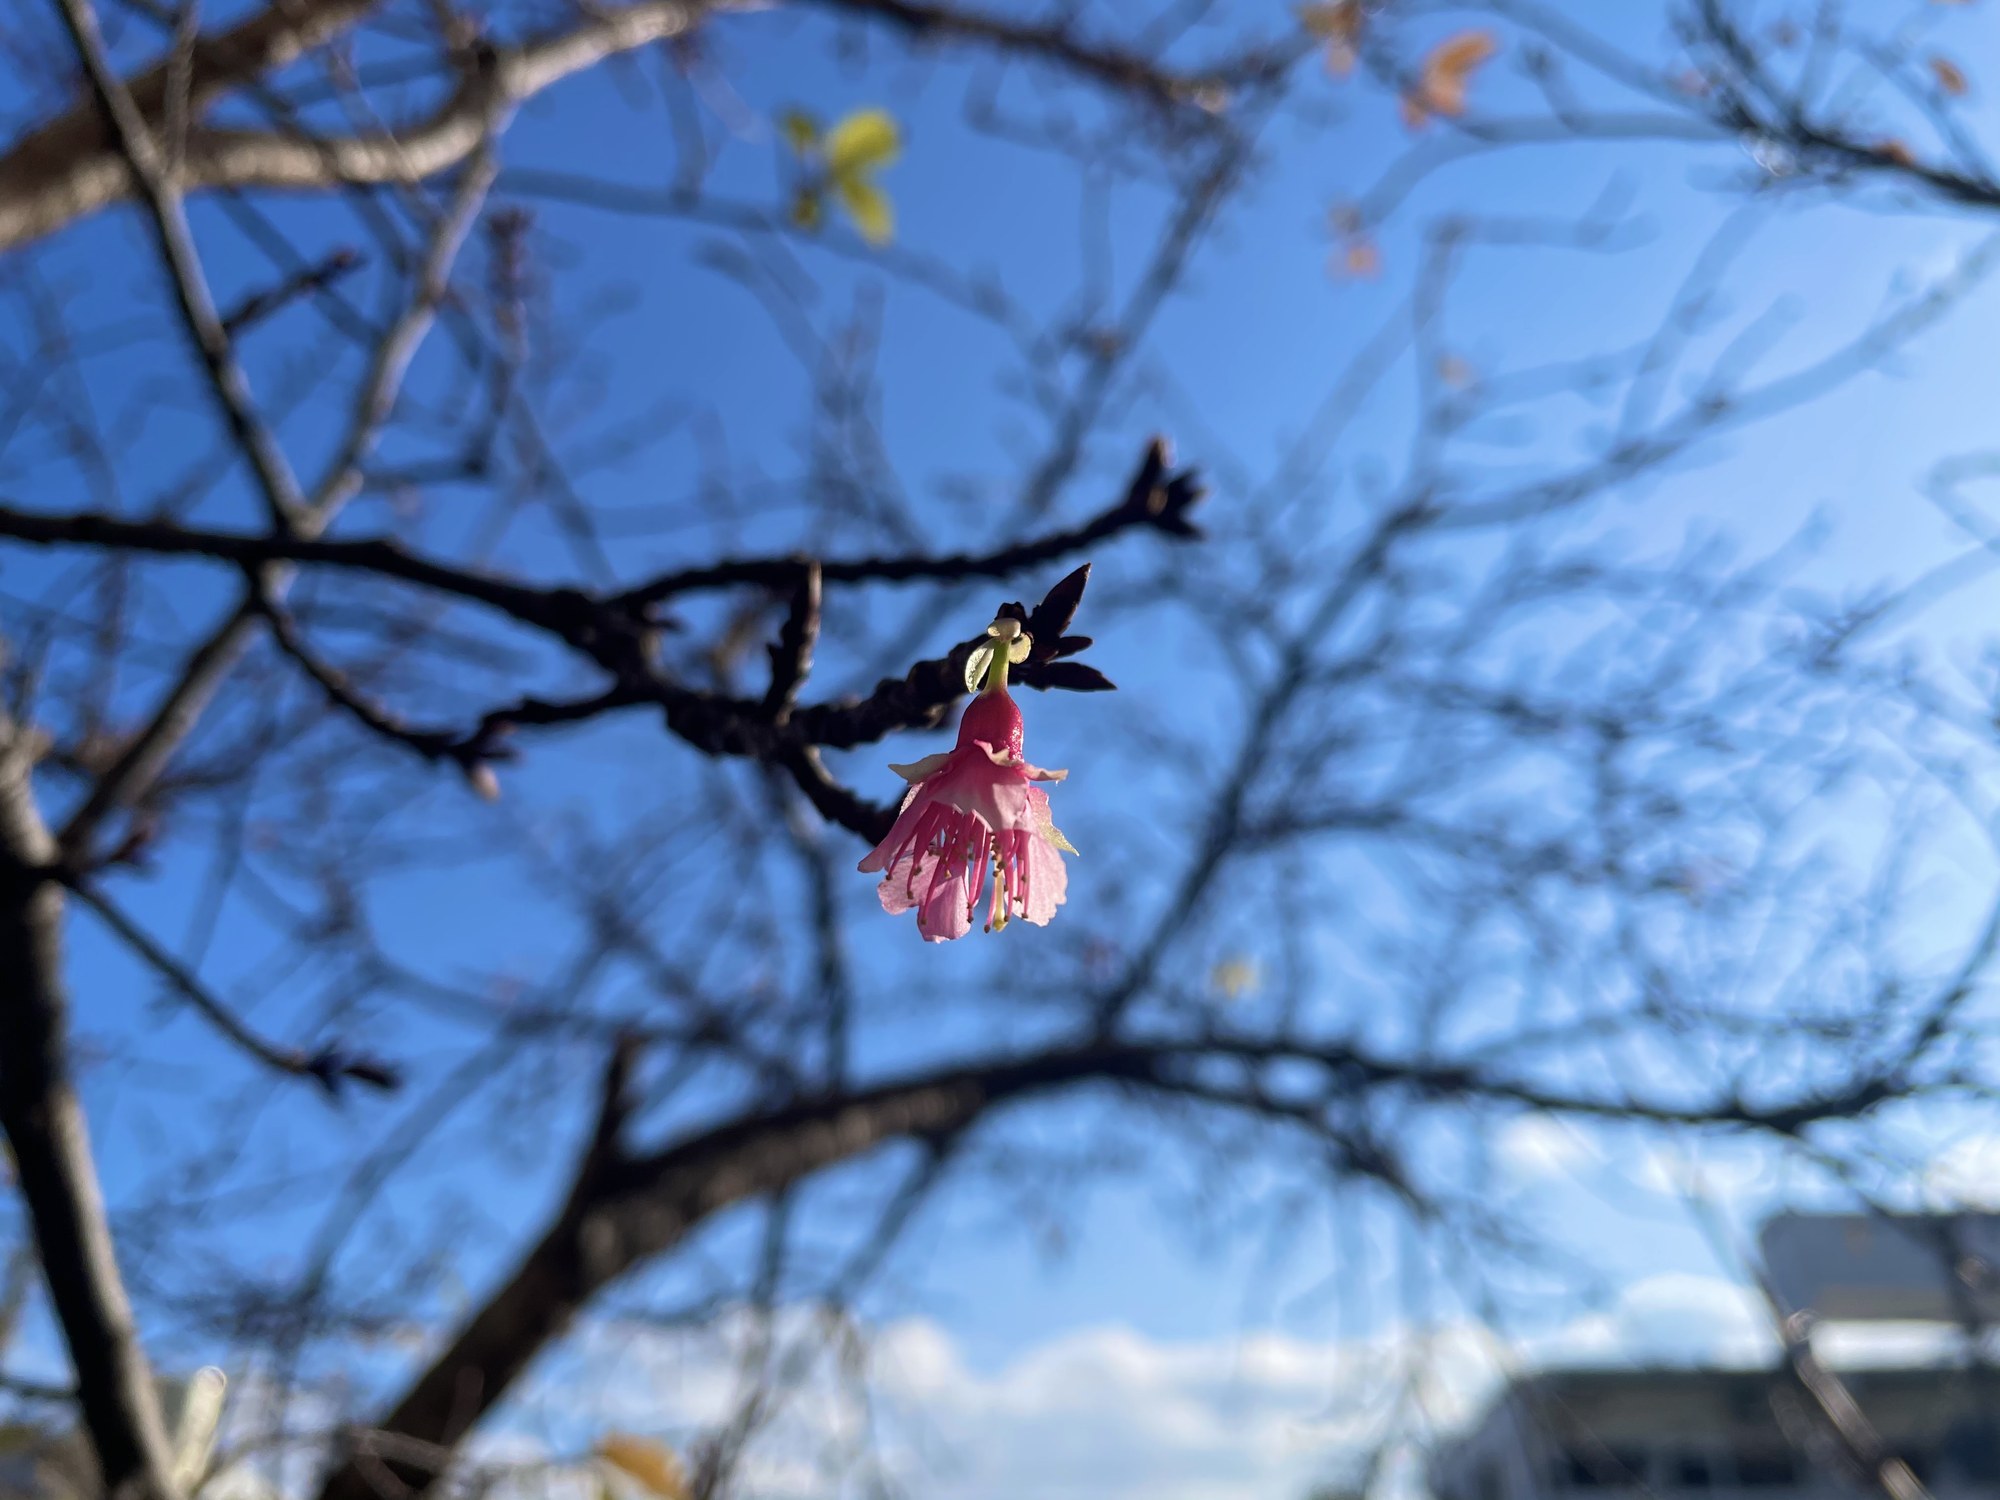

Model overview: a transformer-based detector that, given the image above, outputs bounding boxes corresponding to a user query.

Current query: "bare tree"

[4,1,2000,1497]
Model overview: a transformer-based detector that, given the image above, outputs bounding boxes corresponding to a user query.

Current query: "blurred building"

[1431,1365,2000,1500]
[1432,1214,2000,1500]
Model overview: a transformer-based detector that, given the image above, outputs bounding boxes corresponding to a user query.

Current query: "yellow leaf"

[1210,956,1261,1000]
[789,186,824,232]
[1932,54,1970,96]
[598,1435,689,1500]
[824,107,901,177]
[1404,28,1498,127]
[836,175,895,245]
[779,109,819,153]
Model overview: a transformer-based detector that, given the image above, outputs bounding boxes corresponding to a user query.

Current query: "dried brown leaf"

[1932,54,1971,96]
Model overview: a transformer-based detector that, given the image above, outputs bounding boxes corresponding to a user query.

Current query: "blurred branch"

[761,560,821,723]
[1690,1195,1931,1500]
[249,603,446,742]
[618,437,1204,603]
[0,0,1248,254]
[319,1020,1919,1500]
[802,0,1240,108]
[0,712,181,1500]
[220,247,364,335]
[0,1371,77,1403]
[0,0,383,245]
[51,152,496,862]
[0,442,1196,635]
[0,443,1194,835]
[63,878,404,1097]
[50,0,310,531]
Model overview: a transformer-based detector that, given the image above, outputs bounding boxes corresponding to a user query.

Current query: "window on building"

[1671,1451,1713,1490]
[1559,1448,1648,1489]
[1945,1419,2000,1483]
[1733,1451,1798,1488]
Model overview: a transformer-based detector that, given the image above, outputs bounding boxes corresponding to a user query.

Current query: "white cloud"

[1494,1117,1598,1181]
[503,1269,1819,1500]
[1921,1131,2000,1208]
[514,1307,1516,1500]
[1632,1141,1780,1204]
[1812,1321,1970,1368]
[1585,1273,1772,1367]
[866,1320,1428,1500]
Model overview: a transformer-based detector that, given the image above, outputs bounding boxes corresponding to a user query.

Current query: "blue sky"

[14,1,2000,1495]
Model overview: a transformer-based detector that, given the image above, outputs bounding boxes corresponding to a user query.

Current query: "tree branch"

[761,560,821,724]
[0,443,1193,818]
[615,437,1204,605]
[50,0,310,531]
[0,715,179,1500]
[0,0,1241,254]
[62,878,402,1097]
[54,151,496,860]
[314,1025,1912,1500]
[0,0,383,249]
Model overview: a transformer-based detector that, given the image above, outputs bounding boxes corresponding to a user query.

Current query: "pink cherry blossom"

[858,683,1076,942]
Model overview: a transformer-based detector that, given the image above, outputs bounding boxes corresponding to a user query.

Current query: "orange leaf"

[1404,28,1498,128]
[1430,28,1499,76]
[598,1436,688,1500]
[1931,54,1970,96]
[1297,0,1363,76]
[1877,137,1917,168]
[1337,238,1382,278]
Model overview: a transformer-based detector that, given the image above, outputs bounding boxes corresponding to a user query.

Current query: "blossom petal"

[876,846,974,941]
[973,738,1063,782]
[918,863,974,941]
[1021,826,1068,926]
[1027,784,1079,856]
[941,745,1033,831]
[858,785,938,873]
[888,751,953,783]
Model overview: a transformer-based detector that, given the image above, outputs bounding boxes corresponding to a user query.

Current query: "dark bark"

[0,724,179,1500]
